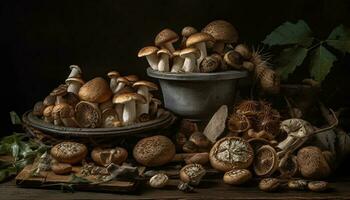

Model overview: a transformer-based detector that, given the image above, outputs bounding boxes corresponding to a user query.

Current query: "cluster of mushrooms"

[138,20,280,93]
[32,65,163,128]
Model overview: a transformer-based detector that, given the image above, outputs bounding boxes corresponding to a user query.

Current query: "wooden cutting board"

[15,165,139,193]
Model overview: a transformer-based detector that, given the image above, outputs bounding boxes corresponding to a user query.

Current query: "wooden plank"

[15,165,139,193]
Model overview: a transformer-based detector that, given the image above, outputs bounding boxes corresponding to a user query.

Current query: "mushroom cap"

[186,32,215,47]
[180,47,200,58]
[124,75,139,83]
[107,71,120,78]
[50,84,68,96]
[173,50,181,57]
[151,98,162,105]
[202,20,239,43]
[43,105,54,117]
[113,93,146,104]
[78,77,112,103]
[138,46,159,57]
[59,104,75,118]
[157,48,172,56]
[69,65,82,73]
[155,28,179,46]
[75,101,102,128]
[133,135,176,167]
[253,145,278,177]
[133,81,158,91]
[43,95,56,106]
[181,26,198,37]
[65,77,84,85]
[115,76,129,85]
[50,141,88,164]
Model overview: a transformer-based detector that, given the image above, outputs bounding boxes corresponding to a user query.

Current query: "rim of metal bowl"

[147,68,248,81]
[22,110,176,137]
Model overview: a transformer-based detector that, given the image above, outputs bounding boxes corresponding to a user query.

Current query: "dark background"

[1,0,350,133]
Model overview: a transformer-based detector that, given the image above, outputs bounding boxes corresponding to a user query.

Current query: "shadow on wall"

[1,0,350,133]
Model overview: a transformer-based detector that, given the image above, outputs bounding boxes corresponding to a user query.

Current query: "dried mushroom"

[50,142,87,164]
[179,163,206,186]
[223,169,252,185]
[253,145,278,177]
[149,173,169,188]
[75,101,102,128]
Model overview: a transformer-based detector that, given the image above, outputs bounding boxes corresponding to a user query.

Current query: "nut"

[288,179,308,190]
[209,137,254,172]
[149,173,169,188]
[308,181,328,192]
[51,163,72,175]
[259,178,280,192]
[223,169,252,185]
[179,164,206,186]
[50,141,88,164]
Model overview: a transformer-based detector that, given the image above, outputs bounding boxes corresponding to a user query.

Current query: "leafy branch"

[263,20,350,82]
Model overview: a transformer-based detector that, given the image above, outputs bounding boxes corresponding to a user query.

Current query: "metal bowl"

[147,68,248,120]
[22,110,176,138]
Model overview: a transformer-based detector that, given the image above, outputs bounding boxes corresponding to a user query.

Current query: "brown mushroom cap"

[173,50,181,57]
[180,47,200,58]
[253,145,278,177]
[50,141,88,164]
[43,105,54,118]
[182,26,198,37]
[157,48,172,57]
[75,101,102,128]
[202,20,239,43]
[33,101,45,116]
[124,75,139,83]
[186,32,215,47]
[133,81,158,91]
[117,76,130,85]
[65,77,84,85]
[138,46,159,57]
[50,84,68,96]
[78,77,112,103]
[133,135,176,167]
[43,95,56,106]
[107,71,120,78]
[113,93,146,104]
[155,28,179,47]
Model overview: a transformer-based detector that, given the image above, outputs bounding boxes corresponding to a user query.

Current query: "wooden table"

[2,177,350,200]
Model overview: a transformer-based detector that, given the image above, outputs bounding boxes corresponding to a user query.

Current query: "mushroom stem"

[67,82,82,95]
[115,104,123,121]
[163,43,175,53]
[56,96,65,104]
[195,42,207,68]
[114,82,126,94]
[171,57,185,72]
[213,42,225,54]
[183,55,197,72]
[122,100,136,125]
[68,67,80,78]
[158,54,170,72]
[110,77,118,91]
[277,136,295,151]
[136,86,150,117]
[146,55,159,70]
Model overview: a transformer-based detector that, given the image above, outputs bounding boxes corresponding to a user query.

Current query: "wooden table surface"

[2,177,350,200]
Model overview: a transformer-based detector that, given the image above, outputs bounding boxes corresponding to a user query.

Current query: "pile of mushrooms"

[138,20,257,73]
[32,65,163,128]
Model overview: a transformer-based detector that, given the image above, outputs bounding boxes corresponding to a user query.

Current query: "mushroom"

[181,26,198,48]
[308,181,328,192]
[65,77,84,95]
[297,146,331,179]
[101,108,122,128]
[171,50,185,72]
[75,101,102,128]
[50,142,88,164]
[149,97,162,118]
[60,104,79,127]
[113,77,131,94]
[149,173,169,189]
[43,95,56,107]
[223,169,252,185]
[43,105,54,123]
[157,48,171,72]
[52,97,70,126]
[107,71,120,92]
[179,163,206,186]
[202,20,239,54]
[288,179,308,190]
[124,75,139,84]
[67,65,82,78]
[223,50,243,69]
[33,101,45,116]
[180,47,200,72]
[186,32,214,67]
[113,93,146,125]
[51,162,72,175]
[259,178,281,192]
[154,28,179,53]
[133,81,158,117]
[200,54,221,73]
[138,46,159,70]
[91,147,128,166]
[188,132,211,150]
[253,145,278,177]
[78,77,112,103]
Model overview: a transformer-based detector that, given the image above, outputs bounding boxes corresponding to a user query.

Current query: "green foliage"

[263,21,350,82]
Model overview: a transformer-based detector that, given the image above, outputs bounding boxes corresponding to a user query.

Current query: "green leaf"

[263,20,313,47]
[327,24,350,54]
[9,111,21,125]
[275,46,308,80]
[309,45,337,82]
